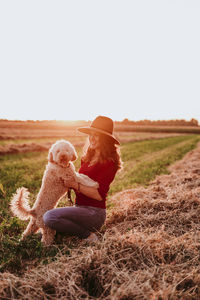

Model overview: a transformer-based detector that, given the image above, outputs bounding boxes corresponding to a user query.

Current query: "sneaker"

[85,232,98,243]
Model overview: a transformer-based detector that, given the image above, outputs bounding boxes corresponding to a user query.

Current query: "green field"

[0,134,200,273]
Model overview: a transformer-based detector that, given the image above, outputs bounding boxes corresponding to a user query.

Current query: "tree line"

[118,118,199,127]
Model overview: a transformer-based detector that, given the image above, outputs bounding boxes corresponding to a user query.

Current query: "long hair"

[82,133,123,170]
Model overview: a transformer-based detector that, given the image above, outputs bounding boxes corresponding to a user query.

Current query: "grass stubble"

[0,135,200,299]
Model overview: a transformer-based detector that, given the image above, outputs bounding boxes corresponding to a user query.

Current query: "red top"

[75,160,118,209]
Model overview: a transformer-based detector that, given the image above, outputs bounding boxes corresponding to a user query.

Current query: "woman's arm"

[72,181,103,201]
[62,174,103,201]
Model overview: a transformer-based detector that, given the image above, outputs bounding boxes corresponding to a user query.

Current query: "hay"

[1,143,200,299]
[0,143,51,155]
[0,141,84,156]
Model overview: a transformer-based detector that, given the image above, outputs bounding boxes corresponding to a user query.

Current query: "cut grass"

[109,135,200,194]
[0,135,200,273]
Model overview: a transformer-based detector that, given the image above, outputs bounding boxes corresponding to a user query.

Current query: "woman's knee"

[43,210,56,228]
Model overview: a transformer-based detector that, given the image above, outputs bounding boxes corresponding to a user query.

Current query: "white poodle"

[10,139,99,245]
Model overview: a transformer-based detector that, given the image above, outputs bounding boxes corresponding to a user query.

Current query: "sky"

[0,1,200,122]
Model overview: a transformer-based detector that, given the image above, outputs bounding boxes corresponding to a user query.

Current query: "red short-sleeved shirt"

[75,160,118,209]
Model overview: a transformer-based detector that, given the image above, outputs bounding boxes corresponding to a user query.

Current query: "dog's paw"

[62,177,76,188]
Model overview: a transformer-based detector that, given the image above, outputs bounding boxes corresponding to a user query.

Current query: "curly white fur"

[10,139,99,245]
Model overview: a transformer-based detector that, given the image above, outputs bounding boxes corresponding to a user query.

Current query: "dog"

[10,139,99,245]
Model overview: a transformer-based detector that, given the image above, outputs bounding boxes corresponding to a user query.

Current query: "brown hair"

[82,133,123,170]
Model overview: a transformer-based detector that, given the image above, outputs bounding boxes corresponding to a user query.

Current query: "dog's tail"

[10,187,35,220]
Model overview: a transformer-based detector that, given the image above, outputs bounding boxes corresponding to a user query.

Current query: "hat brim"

[77,127,120,145]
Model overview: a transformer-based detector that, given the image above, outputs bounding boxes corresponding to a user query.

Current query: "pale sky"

[0,1,200,122]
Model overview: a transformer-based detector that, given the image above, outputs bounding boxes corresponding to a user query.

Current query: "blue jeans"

[43,205,106,239]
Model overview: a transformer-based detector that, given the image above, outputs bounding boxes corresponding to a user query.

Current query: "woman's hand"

[61,177,102,201]
[68,181,79,190]
[61,176,78,190]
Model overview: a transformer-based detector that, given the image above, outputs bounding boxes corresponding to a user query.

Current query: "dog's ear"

[71,152,77,161]
[48,151,54,162]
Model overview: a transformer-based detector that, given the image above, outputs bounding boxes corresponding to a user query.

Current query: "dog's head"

[48,140,77,167]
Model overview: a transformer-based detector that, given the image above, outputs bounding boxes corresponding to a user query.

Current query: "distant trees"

[190,118,199,126]
[119,118,199,127]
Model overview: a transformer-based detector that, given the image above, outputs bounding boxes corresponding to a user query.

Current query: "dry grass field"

[1,140,200,299]
[0,120,194,155]
[1,120,199,141]
[1,120,200,299]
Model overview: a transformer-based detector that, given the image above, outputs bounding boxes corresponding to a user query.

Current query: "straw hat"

[77,115,120,145]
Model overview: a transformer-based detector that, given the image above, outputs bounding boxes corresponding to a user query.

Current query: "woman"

[43,115,122,242]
